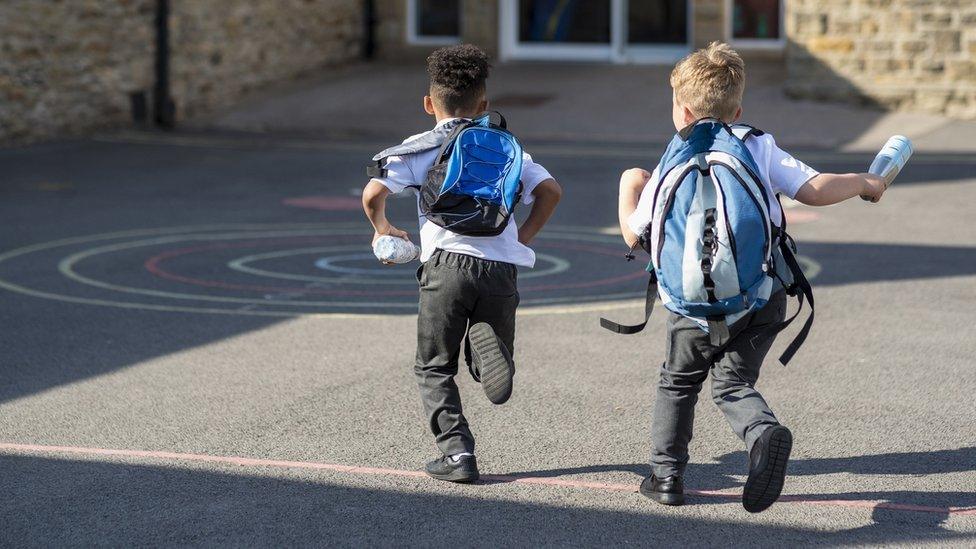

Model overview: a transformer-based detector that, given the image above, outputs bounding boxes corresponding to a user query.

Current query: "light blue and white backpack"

[601,120,814,365]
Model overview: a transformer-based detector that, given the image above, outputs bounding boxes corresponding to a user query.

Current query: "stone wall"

[786,0,976,118]
[0,0,156,142]
[0,0,362,142]
[169,0,362,119]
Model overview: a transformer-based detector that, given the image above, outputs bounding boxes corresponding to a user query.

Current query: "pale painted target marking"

[0,223,822,318]
[227,247,568,284]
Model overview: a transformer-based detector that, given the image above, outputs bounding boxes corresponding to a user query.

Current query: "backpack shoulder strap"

[730,124,765,142]
[366,119,468,178]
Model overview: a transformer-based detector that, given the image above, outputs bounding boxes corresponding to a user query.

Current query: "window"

[727,0,784,47]
[500,1,689,64]
[517,0,612,44]
[407,0,461,45]
[628,0,688,45]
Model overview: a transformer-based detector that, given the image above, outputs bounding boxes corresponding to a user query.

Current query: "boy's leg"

[468,260,518,403]
[709,291,788,450]
[710,290,792,513]
[415,253,478,456]
[650,313,714,479]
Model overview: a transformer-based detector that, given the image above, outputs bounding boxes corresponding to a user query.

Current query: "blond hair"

[670,41,745,121]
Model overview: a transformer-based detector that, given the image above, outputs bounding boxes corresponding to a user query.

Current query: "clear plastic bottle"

[862,135,913,201]
[373,235,420,264]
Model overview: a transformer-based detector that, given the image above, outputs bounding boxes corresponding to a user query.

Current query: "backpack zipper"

[709,160,772,263]
[653,163,705,266]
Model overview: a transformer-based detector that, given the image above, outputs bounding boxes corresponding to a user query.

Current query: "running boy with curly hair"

[362,44,562,482]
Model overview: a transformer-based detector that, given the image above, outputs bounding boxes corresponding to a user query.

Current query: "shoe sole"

[742,426,793,513]
[426,468,480,484]
[468,323,514,405]
[639,484,685,506]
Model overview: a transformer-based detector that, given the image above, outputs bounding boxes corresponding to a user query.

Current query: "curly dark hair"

[426,44,491,114]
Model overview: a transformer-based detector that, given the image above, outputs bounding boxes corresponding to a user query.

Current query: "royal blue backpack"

[601,120,814,366]
[368,112,522,236]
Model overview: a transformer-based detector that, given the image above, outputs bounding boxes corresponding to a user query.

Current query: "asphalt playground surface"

[2,107,976,545]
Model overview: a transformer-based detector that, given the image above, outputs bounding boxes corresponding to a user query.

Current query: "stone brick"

[928,30,961,54]
[920,11,952,24]
[806,37,856,54]
[901,40,929,54]
[947,60,976,82]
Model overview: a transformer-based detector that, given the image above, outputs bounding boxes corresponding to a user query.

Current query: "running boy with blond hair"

[609,42,887,511]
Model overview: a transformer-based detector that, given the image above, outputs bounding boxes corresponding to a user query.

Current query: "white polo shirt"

[627,131,819,236]
[373,118,554,268]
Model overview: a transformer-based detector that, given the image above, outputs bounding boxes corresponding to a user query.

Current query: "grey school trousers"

[651,290,788,478]
[415,250,518,456]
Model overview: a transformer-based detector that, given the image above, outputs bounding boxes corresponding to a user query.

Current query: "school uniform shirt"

[373,118,554,268]
[627,130,819,238]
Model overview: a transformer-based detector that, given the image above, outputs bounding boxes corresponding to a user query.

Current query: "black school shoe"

[425,454,480,483]
[742,425,793,513]
[639,474,686,506]
[467,322,515,405]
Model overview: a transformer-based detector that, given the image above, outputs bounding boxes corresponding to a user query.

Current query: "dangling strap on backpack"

[366,118,469,179]
[599,271,658,334]
[768,236,815,365]
[754,228,815,365]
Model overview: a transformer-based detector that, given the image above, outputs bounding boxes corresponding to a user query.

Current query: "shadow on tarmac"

[798,241,976,286]
[2,453,973,546]
[502,447,976,536]
[0,240,973,406]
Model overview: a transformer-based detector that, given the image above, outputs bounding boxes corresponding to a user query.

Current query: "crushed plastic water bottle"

[862,135,913,201]
[373,235,420,264]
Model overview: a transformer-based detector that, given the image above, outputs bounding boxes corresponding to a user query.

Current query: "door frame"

[499,0,691,64]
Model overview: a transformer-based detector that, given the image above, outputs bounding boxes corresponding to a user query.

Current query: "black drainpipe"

[154,0,176,128]
[362,0,376,59]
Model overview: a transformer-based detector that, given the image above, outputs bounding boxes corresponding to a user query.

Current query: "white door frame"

[499,0,690,64]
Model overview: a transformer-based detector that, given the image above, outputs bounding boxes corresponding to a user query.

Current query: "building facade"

[378,0,976,118]
[2,1,973,142]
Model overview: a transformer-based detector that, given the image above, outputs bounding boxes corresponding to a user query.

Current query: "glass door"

[622,0,689,63]
[500,0,689,63]
[502,0,614,61]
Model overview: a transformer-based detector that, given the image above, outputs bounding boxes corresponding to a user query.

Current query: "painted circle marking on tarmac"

[226,247,569,284]
[0,223,823,319]
[315,253,418,276]
[0,224,652,317]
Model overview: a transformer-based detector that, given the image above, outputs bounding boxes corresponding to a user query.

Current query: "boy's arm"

[362,179,410,245]
[794,172,887,206]
[518,178,562,245]
[618,168,652,249]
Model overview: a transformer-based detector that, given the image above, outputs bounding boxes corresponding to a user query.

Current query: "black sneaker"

[467,322,514,405]
[742,425,793,513]
[639,474,685,506]
[425,454,480,483]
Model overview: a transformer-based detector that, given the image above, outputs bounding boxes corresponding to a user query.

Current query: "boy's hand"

[372,224,410,246]
[860,173,887,203]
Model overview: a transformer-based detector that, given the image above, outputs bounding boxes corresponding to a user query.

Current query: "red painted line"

[1,442,973,517]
